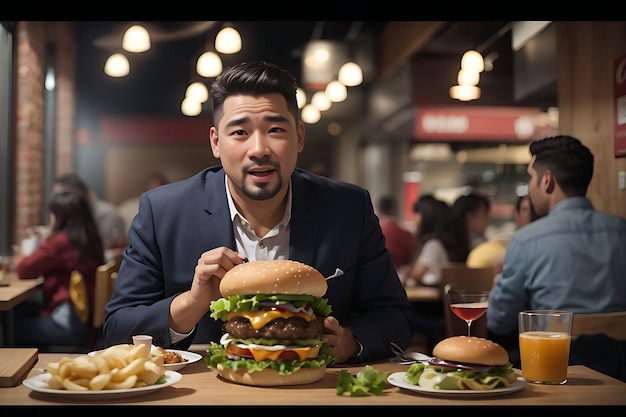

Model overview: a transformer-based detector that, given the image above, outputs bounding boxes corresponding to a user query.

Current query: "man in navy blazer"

[103,61,416,364]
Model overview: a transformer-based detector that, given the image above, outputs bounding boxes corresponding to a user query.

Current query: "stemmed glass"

[447,288,490,337]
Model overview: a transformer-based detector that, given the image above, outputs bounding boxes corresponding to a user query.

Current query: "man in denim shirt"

[487,135,626,369]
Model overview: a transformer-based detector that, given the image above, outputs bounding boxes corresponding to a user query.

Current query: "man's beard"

[241,160,283,201]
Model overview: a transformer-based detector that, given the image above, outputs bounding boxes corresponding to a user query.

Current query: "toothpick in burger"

[405,336,521,390]
[206,260,337,386]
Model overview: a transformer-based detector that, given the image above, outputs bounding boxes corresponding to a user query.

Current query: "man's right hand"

[169,247,246,334]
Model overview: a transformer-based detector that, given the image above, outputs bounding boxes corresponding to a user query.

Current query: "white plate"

[162,350,203,371]
[387,372,527,398]
[22,370,182,400]
[88,349,202,371]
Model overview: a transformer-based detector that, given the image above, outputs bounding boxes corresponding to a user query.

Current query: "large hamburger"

[405,336,520,390]
[206,259,337,386]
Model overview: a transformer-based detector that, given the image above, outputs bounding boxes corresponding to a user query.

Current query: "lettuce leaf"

[205,342,337,375]
[209,293,332,321]
[405,362,520,390]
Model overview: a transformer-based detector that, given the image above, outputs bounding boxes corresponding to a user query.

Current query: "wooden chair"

[571,311,626,341]
[91,254,122,349]
[439,262,496,338]
[41,254,122,353]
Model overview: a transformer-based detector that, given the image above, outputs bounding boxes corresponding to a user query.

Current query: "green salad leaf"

[336,365,391,396]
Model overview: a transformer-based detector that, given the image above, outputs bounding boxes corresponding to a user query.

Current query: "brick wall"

[13,21,75,244]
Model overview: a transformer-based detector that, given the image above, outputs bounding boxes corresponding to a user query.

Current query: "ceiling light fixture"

[311,91,332,111]
[338,61,363,87]
[104,53,130,77]
[296,87,307,109]
[449,85,481,101]
[325,80,348,102]
[457,69,480,86]
[122,25,151,53]
[460,50,484,73]
[185,82,209,103]
[215,26,242,54]
[181,97,202,117]
[301,104,321,124]
[196,51,222,77]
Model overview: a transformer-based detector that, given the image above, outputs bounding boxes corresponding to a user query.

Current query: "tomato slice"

[227,343,254,358]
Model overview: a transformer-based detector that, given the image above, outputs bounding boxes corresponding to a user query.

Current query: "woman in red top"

[13,189,104,348]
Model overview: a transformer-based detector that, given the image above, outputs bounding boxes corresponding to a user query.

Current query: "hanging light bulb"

[338,61,363,87]
[296,87,307,109]
[122,25,151,53]
[104,53,130,77]
[181,97,202,116]
[196,51,222,77]
[449,85,481,101]
[311,91,331,111]
[325,80,347,102]
[215,27,242,54]
[185,82,209,103]
[457,69,480,86]
[461,50,484,73]
[301,104,321,124]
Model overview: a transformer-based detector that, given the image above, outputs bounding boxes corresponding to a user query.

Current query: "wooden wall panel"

[557,21,626,218]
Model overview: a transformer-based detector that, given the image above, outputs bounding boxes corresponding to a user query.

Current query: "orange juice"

[519,331,571,384]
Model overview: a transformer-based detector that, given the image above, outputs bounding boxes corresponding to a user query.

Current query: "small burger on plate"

[206,259,337,386]
[405,336,520,390]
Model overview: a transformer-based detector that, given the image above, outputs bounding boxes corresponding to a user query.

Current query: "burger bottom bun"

[432,336,509,366]
[216,364,326,386]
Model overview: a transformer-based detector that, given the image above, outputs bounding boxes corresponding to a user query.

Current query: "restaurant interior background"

[2,19,626,252]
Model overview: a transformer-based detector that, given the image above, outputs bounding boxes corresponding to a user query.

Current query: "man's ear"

[543,170,555,193]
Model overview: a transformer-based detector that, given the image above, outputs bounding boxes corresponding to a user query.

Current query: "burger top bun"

[220,259,327,298]
[216,364,326,386]
[432,336,509,366]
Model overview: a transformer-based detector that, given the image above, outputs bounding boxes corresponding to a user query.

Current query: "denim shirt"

[487,197,626,335]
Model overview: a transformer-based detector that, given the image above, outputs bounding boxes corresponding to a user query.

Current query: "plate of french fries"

[22,343,182,399]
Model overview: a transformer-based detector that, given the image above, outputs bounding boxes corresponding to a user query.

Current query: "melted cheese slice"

[226,309,314,330]
[248,345,321,362]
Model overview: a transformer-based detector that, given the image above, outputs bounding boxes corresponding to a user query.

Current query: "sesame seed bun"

[219,259,327,298]
[432,336,509,366]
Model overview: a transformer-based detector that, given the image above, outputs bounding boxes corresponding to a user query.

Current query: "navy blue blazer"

[104,166,416,362]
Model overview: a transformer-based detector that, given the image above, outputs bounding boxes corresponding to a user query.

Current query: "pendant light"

[338,61,363,87]
[215,26,242,54]
[196,51,222,77]
[122,25,151,53]
[104,53,130,77]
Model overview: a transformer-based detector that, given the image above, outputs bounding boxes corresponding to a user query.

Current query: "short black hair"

[210,61,299,126]
[529,135,594,196]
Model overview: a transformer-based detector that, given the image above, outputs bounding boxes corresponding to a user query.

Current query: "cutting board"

[0,348,38,387]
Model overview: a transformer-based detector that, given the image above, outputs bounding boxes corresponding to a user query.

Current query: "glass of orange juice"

[518,310,573,384]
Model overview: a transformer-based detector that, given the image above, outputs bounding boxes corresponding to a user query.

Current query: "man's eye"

[233,129,246,135]
[269,127,284,133]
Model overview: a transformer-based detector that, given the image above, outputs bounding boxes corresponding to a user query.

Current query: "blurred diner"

[451,191,491,257]
[53,173,128,256]
[466,194,538,271]
[487,135,626,380]
[376,195,418,271]
[12,189,105,351]
[398,194,466,352]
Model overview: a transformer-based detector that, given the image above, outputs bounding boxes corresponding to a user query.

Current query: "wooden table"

[405,285,441,303]
[0,272,44,346]
[2,349,625,406]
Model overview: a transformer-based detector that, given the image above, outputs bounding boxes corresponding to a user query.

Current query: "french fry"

[42,343,166,391]
[104,375,138,390]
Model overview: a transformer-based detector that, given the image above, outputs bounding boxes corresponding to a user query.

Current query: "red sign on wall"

[614,53,626,157]
[415,106,557,142]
